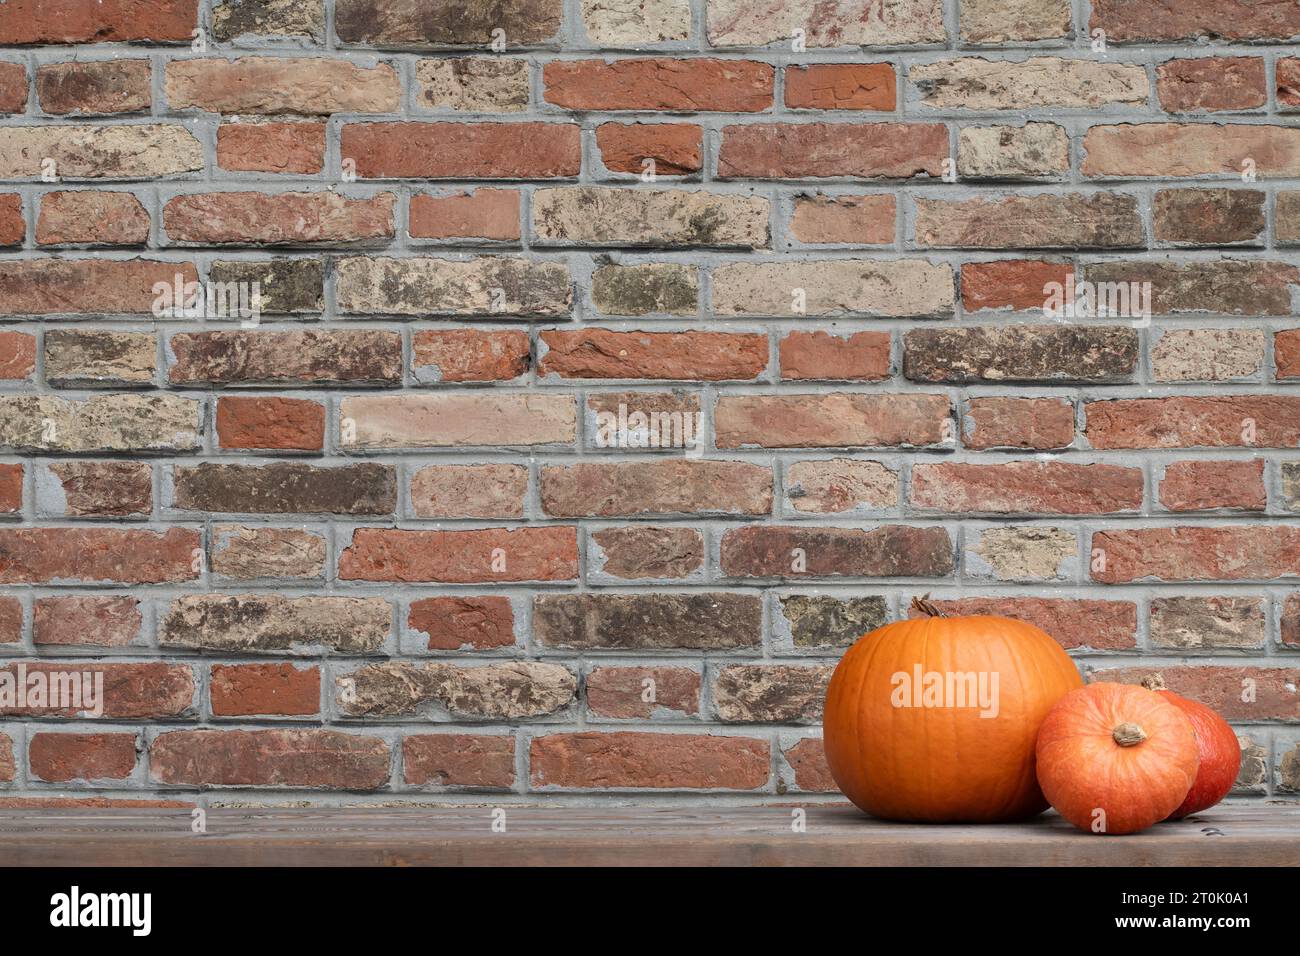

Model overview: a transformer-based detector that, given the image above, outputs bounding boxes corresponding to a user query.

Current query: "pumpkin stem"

[1140,673,1167,692]
[910,594,946,618]
[1112,722,1147,747]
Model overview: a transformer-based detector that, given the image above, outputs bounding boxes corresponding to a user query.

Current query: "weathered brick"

[216,397,325,451]
[916,193,1142,249]
[335,0,562,46]
[340,394,575,448]
[1156,57,1266,112]
[39,461,152,517]
[1091,527,1300,583]
[150,729,390,789]
[1159,459,1266,512]
[779,331,890,382]
[531,731,769,790]
[912,461,1142,514]
[169,330,401,385]
[913,58,1147,109]
[591,262,697,315]
[409,190,520,241]
[0,259,197,316]
[335,256,572,316]
[0,62,26,112]
[1085,396,1300,448]
[918,597,1137,650]
[706,0,944,46]
[0,464,20,514]
[36,59,150,115]
[44,329,154,387]
[1153,189,1265,245]
[1080,260,1299,315]
[960,0,1071,42]
[1284,463,1300,512]
[720,525,954,578]
[784,63,895,110]
[1274,192,1300,243]
[966,526,1076,582]
[29,733,137,782]
[0,734,10,781]
[408,596,516,651]
[781,737,835,792]
[581,0,690,45]
[718,123,947,179]
[784,459,897,513]
[0,0,199,44]
[0,194,21,245]
[532,187,768,248]
[36,191,150,246]
[1151,596,1266,650]
[212,0,324,41]
[340,123,580,179]
[961,259,1070,312]
[0,599,22,644]
[209,259,323,314]
[541,460,772,517]
[210,663,320,718]
[0,394,200,453]
[1150,328,1265,382]
[1092,666,1299,721]
[33,596,141,647]
[161,594,390,654]
[416,57,529,112]
[166,57,399,114]
[713,664,832,722]
[788,194,894,245]
[905,326,1138,383]
[412,330,529,383]
[1083,124,1300,178]
[534,592,761,649]
[403,734,514,788]
[589,527,704,580]
[0,125,202,178]
[777,594,888,648]
[163,191,394,246]
[957,123,1070,179]
[545,59,772,112]
[540,328,766,380]
[410,463,528,518]
[0,333,34,380]
[1283,595,1300,648]
[963,397,1075,450]
[0,662,195,718]
[1278,330,1300,379]
[713,259,954,317]
[715,393,949,448]
[596,123,701,175]
[339,527,578,583]
[1089,0,1300,42]
[338,661,576,719]
[216,122,325,174]
[211,526,326,580]
[587,666,700,719]
[173,462,396,515]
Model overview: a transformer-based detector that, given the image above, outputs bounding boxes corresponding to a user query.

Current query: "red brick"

[779,330,890,381]
[28,732,137,782]
[0,62,26,113]
[34,596,142,647]
[962,260,1072,312]
[788,194,895,245]
[1280,58,1300,108]
[166,57,398,114]
[0,331,34,380]
[0,598,21,644]
[1082,124,1300,178]
[36,59,150,114]
[1153,188,1265,245]
[1283,595,1300,648]
[0,528,199,584]
[544,59,773,112]
[590,526,704,580]
[1091,527,1300,583]
[217,122,325,174]
[216,396,325,451]
[0,732,11,781]
[408,596,516,651]
[1159,459,1266,511]
[170,330,401,386]
[586,667,700,719]
[409,189,520,240]
[714,393,950,448]
[341,122,580,179]
[964,397,1075,450]
[782,738,836,792]
[720,525,954,578]
[0,797,192,808]
[409,463,528,519]
[719,123,947,179]
[403,734,514,788]
[1156,57,1266,112]
[1090,0,1300,42]
[150,729,390,789]
[1093,666,1300,721]
[338,527,578,583]
[210,663,320,717]
[1276,330,1300,379]
[163,191,395,245]
[412,329,529,383]
[540,460,772,517]
[43,461,152,517]
[0,259,197,315]
[916,597,1137,650]
[0,662,194,718]
[1085,396,1300,448]
[0,463,19,514]
[784,63,896,110]
[530,732,769,790]
[912,461,1141,514]
[540,329,767,381]
[0,0,199,44]
[36,191,150,246]
[595,123,702,175]
[0,194,21,245]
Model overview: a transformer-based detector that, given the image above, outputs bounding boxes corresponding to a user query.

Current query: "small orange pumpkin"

[1142,674,1240,820]
[1036,682,1199,835]
[823,596,1083,823]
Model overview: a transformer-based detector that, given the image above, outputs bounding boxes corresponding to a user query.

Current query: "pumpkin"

[1036,682,1199,835]
[822,596,1083,823]
[1141,674,1240,820]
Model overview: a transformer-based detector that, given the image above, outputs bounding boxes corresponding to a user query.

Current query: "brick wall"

[0,0,1297,805]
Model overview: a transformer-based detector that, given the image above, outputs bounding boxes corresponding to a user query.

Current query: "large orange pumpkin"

[1141,674,1240,820]
[1036,682,1199,835]
[823,597,1083,823]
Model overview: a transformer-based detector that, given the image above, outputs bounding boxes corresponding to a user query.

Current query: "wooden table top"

[0,803,1295,866]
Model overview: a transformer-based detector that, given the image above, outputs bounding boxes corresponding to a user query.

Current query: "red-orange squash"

[1142,675,1240,820]
[1036,682,1199,835]
[823,597,1083,823]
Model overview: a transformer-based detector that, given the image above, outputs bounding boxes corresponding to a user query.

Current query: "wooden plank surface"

[0,803,1296,866]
